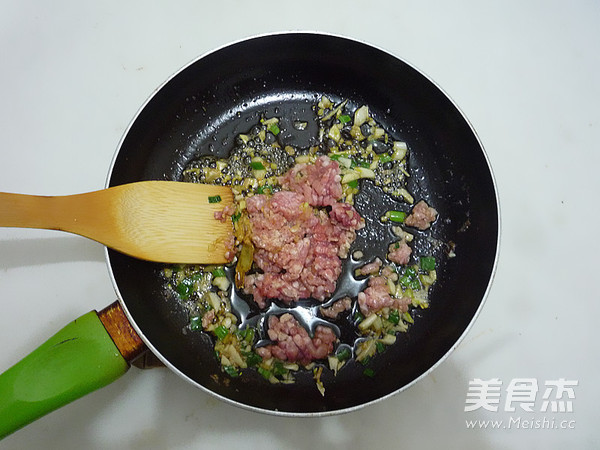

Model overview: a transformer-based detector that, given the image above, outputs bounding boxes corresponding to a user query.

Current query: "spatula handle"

[0,182,234,264]
[0,190,115,245]
[0,192,65,230]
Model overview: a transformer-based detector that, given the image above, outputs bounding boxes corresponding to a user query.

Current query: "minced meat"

[320,297,352,319]
[279,155,343,207]
[405,200,438,230]
[256,313,337,365]
[243,156,364,308]
[357,266,411,316]
[387,240,412,265]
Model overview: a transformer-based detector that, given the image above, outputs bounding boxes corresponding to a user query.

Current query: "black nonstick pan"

[0,32,499,435]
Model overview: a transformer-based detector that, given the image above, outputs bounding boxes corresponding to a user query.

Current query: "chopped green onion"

[237,327,255,343]
[208,195,222,204]
[191,272,204,281]
[244,352,262,367]
[231,212,241,223]
[339,114,351,124]
[258,367,272,380]
[402,311,414,324]
[256,184,272,194]
[336,347,352,361]
[223,365,240,377]
[363,368,376,378]
[211,267,226,278]
[214,325,229,340]
[420,256,436,271]
[250,161,265,170]
[405,267,417,278]
[176,279,194,300]
[388,309,400,325]
[347,179,359,189]
[189,315,202,331]
[354,310,364,324]
[378,153,392,164]
[268,124,280,135]
[376,341,386,353]
[329,153,351,162]
[399,269,421,290]
[399,267,419,289]
[387,210,406,223]
[272,361,287,376]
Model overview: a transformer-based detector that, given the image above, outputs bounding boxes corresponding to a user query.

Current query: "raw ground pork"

[256,313,337,366]
[278,155,343,206]
[357,265,411,316]
[387,240,412,265]
[319,297,352,319]
[244,156,364,308]
[405,200,438,230]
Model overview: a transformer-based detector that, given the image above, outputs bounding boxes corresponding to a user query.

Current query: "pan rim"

[104,30,501,417]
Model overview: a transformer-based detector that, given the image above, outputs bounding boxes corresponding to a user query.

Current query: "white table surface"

[1,1,598,448]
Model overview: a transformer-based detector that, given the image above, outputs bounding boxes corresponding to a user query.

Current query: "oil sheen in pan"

[180,95,444,358]
[223,180,434,353]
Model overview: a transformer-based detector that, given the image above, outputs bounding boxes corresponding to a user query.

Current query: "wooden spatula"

[0,181,234,264]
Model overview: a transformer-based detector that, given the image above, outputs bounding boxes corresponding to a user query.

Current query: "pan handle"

[0,301,146,439]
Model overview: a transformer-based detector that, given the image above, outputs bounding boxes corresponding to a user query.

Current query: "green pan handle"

[0,303,144,439]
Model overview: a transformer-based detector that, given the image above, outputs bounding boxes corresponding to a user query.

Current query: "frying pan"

[0,32,499,437]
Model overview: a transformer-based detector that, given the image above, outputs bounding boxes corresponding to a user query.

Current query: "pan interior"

[108,33,498,414]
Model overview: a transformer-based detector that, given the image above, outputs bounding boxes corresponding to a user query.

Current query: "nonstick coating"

[107,33,499,414]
